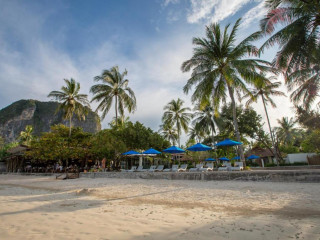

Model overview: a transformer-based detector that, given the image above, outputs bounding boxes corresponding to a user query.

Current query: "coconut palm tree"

[286,45,320,110]
[274,117,299,145]
[19,125,33,146]
[181,18,272,161]
[159,123,178,145]
[48,78,90,137]
[188,123,206,143]
[258,0,320,73]
[243,76,286,164]
[192,100,220,145]
[90,66,136,125]
[162,98,191,147]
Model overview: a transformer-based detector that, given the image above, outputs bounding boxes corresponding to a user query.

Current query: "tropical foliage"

[19,125,34,146]
[258,0,320,73]
[91,66,136,124]
[48,78,90,137]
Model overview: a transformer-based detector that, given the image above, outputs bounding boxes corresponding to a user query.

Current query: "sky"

[0,0,295,144]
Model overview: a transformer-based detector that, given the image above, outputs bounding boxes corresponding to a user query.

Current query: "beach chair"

[218,163,231,171]
[135,166,145,172]
[231,162,244,171]
[189,163,203,172]
[154,165,164,172]
[127,166,137,172]
[163,165,179,172]
[200,162,214,171]
[147,165,157,172]
[178,164,188,172]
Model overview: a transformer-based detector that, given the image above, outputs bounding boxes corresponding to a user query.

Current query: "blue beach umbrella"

[162,146,185,154]
[232,156,240,160]
[247,154,260,160]
[142,148,161,155]
[122,150,141,155]
[219,157,230,161]
[187,143,211,152]
[215,138,242,147]
[205,158,216,161]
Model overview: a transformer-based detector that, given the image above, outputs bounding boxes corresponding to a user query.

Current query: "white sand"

[0,175,319,240]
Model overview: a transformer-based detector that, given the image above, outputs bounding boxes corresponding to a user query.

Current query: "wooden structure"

[246,147,276,167]
[5,145,30,172]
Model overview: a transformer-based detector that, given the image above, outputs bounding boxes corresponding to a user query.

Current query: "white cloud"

[241,1,266,27]
[187,0,257,24]
[163,0,180,7]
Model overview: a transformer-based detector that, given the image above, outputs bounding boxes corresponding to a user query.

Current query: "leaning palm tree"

[274,117,299,146]
[243,76,286,164]
[48,78,90,137]
[258,0,320,73]
[181,18,272,161]
[159,123,178,146]
[162,98,191,147]
[90,66,136,125]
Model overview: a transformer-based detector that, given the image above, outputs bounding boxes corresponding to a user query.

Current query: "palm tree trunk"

[69,115,72,138]
[115,95,118,126]
[177,129,180,147]
[261,95,280,166]
[226,84,245,164]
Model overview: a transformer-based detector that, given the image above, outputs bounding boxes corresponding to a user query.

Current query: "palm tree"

[159,123,178,145]
[162,98,191,147]
[243,76,286,164]
[19,125,33,146]
[48,78,89,137]
[274,117,299,145]
[258,0,320,73]
[181,18,272,161]
[286,45,320,110]
[90,66,136,125]
[192,101,220,146]
[188,123,206,143]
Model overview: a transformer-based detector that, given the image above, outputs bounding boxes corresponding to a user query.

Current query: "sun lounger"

[127,166,137,172]
[231,162,244,171]
[154,165,164,172]
[199,163,214,171]
[163,165,179,172]
[189,163,204,172]
[218,163,231,171]
[135,166,145,172]
[178,164,188,172]
[147,165,157,172]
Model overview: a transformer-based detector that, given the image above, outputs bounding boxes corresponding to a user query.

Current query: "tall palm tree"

[159,123,178,145]
[243,76,286,164]
[274,117,299,145]
[181,18,272,161]
[48,78,89,137]
[286,45,320,110]
[258,0,320,73]
[19,125,33,146]
[90,66,136,125]
[162,98,191,147]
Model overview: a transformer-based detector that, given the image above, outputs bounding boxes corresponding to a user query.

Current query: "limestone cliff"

[0,100,101,143]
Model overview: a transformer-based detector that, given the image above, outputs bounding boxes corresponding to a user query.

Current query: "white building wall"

[286,153,317,163]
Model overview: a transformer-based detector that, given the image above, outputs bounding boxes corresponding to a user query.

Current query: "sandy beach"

[0,175,319,240]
